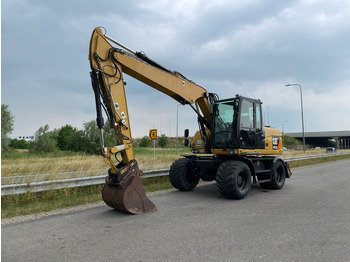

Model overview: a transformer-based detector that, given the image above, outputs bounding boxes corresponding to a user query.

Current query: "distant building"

[18,136,35,142]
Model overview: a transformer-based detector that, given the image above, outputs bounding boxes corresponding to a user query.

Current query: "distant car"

[326,147,336,153]
[283,147,288,151]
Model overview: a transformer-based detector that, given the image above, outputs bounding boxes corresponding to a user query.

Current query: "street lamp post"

[285,83,306,153]
[176,104,181,154]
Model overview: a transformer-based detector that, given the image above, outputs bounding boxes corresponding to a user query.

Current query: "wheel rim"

[237,171,247,189]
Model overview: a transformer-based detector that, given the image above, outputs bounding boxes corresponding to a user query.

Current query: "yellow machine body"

[88,27,292,214]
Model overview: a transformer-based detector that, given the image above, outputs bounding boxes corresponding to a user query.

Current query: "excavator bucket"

[102,169,157,215]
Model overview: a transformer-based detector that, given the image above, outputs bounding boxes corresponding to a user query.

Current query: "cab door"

[239,98,264,149]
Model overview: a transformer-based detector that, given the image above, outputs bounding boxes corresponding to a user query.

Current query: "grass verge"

[287,153,350,168]
[1,176,172,219]
[2,154,350,219]
[1,147,192,177]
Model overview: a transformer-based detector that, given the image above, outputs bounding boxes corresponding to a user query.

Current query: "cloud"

[2,0,350,139]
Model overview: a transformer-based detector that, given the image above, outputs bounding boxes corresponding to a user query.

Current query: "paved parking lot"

[2,159,350,262]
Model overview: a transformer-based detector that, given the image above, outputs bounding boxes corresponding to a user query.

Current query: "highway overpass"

[285,130,350,149]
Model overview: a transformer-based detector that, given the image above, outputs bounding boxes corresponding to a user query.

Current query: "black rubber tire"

[259,160,286,190]
[169,158,199,191]
[216,161,251,199]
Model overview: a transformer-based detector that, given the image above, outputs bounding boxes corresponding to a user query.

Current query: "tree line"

[1,104,169,154]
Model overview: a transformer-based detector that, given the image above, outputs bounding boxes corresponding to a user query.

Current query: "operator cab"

[211,95,265,150]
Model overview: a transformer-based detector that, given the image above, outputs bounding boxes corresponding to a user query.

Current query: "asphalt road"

[2,159,350,262]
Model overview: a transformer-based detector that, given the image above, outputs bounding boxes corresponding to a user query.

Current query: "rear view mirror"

[184,129,189,138]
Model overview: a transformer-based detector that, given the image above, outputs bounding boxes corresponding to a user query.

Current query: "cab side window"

[240,100,254,128]
[240,100,255,147]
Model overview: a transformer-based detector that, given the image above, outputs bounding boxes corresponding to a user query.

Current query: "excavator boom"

[90,28,212,119]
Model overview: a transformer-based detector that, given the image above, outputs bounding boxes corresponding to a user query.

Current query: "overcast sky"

[2,0,350,139]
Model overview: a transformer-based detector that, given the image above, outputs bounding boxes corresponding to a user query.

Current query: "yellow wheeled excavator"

[89,27,292,214]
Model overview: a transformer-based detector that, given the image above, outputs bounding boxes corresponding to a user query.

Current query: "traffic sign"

[149,129,157,140]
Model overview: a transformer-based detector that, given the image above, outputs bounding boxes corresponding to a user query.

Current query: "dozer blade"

[102,170,157,215]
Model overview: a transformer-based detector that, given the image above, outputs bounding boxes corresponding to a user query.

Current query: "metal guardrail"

[2,152,349,196]
[283,151,350,162]
[1,169,108,185]
[1,169,169,196]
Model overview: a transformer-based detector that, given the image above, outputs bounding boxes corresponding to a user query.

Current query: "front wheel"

[216,161,251,199]
[169,158,199,191]
[259,160,286,189]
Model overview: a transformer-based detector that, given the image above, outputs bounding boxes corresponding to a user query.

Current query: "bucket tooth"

[102,169,157,215]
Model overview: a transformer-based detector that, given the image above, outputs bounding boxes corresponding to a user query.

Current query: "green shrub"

[139,136,151,147]
[1,104,14,153]
[31,125,58,153]
[9,139,29,149]
[158,134,168,148]
[283,135,302,148]
[57,125,77,151]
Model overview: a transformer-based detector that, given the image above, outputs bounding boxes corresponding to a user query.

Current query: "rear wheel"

[259,160,286,189]
[216,161,251,199]
[169,158,199,191]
